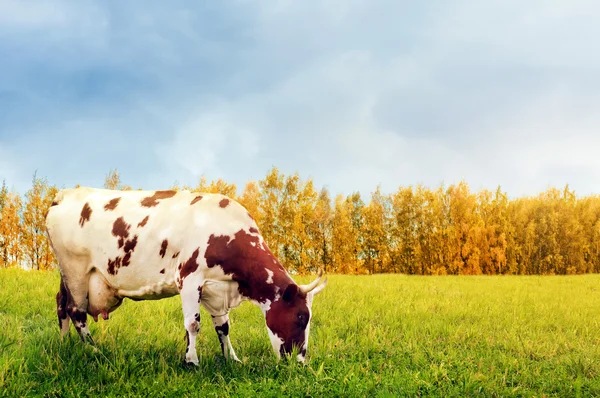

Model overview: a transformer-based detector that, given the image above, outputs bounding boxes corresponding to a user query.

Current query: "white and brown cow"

[45,187,327,365]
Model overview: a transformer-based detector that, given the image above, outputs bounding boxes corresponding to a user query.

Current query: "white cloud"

[3,1,600,199]
[160,107,262,181]
[0,0,74,29]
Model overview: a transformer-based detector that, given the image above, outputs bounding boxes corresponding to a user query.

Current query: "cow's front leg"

[211,313,240,362]
[180,284,201,366]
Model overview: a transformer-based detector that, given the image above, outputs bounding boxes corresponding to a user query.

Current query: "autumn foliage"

[2,168,600,275]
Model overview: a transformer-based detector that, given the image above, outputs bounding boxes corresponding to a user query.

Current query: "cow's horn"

[299,268,324,294]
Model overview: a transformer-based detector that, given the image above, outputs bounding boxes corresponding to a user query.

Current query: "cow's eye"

[297,313,308,326]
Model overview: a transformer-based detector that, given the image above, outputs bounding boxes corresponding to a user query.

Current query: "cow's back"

[46,187,256,297]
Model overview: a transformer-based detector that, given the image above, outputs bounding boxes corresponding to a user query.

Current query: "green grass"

[1,269,600,397]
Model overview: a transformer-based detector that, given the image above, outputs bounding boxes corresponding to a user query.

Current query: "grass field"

[1,269,600,397]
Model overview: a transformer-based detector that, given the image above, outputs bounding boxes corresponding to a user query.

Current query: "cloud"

[160,107,261,181]
[2,1,600,199]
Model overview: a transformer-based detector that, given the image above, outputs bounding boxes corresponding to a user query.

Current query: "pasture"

[1,269,599,397]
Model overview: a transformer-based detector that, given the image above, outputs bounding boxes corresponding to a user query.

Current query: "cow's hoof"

[182,359,199,368]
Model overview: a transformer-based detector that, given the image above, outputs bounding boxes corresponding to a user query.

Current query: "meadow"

[1,269,599,397]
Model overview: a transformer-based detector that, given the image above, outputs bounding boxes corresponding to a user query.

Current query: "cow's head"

[264,270,327,363]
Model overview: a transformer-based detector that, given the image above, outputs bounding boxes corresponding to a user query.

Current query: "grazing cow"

[45,187,327,365]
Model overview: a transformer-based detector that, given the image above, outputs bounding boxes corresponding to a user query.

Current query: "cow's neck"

[238,266,294,311]
[203,229,295,310]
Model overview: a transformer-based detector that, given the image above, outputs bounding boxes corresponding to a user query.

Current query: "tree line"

[1,168,600,275]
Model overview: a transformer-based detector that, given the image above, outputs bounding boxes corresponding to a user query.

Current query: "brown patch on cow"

[109,217,137,274]
[104,197,121,211]
[140,190,176,207]
[138,215,149,228]
[249,227,259,234]
[159,239,168,258]
[112,217,131,248]
[180,248,200,282]
[215,322,229,336]
[219,198,230,208]
[68,307,88,339]
[215,321,230,354]
[122,252,131,268]
[172,251,180,259]
[190,195,203,205]
[204,229,291,303]
[51,200,59,207]
[79,203,92,227]
[160,268,165,274]
[123,235,138,254]
[56,279,68,329]
[107,257,122,275]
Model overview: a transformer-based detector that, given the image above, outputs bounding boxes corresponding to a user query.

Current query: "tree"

[292,178,318,273]
[332,194,355,274]
[445,182,480,275]
[258,167,286,260]
[278,173,301,270]
[207,178,238,198]
[104,169,121,189]
[391,186,419,274]
[0,180,8,267]
[312,188,333,272]
[238,181,262,225]
[362,186,391,274]
[104,169,132,190]
[0,180,7,210]
[0,189,23,268]
[347,192,366,273]
[189,175,237,198]
[477,187,509,275]
[22,172,58,270]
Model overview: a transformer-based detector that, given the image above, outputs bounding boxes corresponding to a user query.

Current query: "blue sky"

[1,0,600,199]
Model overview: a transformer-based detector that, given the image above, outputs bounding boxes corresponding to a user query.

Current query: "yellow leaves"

[332,194,359,274]
[238,181,262,224]
[0,188,23,268]
[193,176,237,197]
[2,167,600,276]
[22,173,57,270]
[104,169,121,190]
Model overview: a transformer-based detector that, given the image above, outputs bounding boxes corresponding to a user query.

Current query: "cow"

[45,187,327,365]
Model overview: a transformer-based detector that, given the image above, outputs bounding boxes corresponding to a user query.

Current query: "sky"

[1,0,600,199]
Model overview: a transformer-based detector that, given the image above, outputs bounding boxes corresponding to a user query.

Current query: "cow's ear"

[282,284,298,302]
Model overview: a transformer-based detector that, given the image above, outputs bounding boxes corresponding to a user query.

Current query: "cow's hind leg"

[180,282,202,366]
[56,278,70,336]
[211,313,240,362]
[61,268,94,344]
